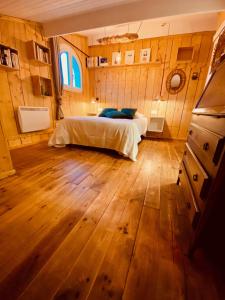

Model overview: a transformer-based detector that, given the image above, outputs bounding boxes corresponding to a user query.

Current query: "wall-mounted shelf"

[176,47,194,62]
[0,43,19,71]
[32,76,53,97]
[27,40,51,66]
[88,61,161,69]
[148,117,165,133]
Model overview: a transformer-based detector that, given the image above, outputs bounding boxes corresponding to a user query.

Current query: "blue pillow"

[99,108,117,117]
[105,111,133,119]
[121,108,137,119]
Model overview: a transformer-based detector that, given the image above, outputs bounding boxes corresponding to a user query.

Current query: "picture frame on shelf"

[112,52,121,65]
[99,56,108,66]
[140,48,151,63]
[125,50,135,64]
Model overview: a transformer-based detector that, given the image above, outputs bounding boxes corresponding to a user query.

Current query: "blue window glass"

[60,51,70,86]
[72,55,81,89]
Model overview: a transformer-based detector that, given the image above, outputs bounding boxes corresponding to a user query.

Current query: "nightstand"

[148,116,165,133]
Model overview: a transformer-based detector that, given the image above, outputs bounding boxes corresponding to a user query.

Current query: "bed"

[48,115,148,161]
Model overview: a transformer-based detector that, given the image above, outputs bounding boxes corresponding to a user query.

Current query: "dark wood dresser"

[177,61,225,258]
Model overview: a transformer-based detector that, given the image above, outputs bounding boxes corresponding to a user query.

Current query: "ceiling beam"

[43,0,225,37]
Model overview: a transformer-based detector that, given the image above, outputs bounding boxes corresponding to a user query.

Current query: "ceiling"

[0,0,138,22]
[80,12,218,46]
[0,0,224,37]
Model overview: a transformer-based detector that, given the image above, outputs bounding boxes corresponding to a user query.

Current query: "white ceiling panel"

[0,0,138,22]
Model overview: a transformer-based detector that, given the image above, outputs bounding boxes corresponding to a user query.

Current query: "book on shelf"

[11,52,19,69]
[86,56,100,68]
[0,46,18,68]
[36,44,49,63]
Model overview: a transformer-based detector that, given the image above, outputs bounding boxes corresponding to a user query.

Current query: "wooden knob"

[203,142,209,151]
[187,202,191,209]
[193,174,198,181]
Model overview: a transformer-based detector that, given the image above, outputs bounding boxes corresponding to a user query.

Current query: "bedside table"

[148,116,165,133]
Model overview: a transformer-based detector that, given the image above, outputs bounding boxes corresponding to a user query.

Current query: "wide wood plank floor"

[0,140,224,300]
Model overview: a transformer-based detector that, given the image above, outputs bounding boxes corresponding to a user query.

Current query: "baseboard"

[0,169,16,180]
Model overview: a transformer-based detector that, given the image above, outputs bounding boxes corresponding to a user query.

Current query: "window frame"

[59,42,83,93]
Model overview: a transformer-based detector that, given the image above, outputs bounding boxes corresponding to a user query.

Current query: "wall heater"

[18,106,50,133]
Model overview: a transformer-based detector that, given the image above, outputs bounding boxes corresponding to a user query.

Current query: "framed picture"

[112,52,121,65]
[140,48,151,63]
[99,56,108,66]
[125,50,135,64]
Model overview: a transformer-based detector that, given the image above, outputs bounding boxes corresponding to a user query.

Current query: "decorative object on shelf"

[177,47,194,62]
[32,76,53,97]
[86,56,99,68]
[97,33,138,45]
[27,40,51,65]
[140,48,151,63]
[112,52,121,65]
[0,43,19,71]
[166,69,186,94]
[99,57,108,66]
[211,26,225,72]
[125,50,135,65]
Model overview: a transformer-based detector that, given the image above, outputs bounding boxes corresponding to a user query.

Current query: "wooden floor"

[0,140,224,300]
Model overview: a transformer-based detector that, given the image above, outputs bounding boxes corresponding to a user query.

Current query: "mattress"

[48,116,148,161]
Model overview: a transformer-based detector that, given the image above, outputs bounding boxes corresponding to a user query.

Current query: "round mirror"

[170,74,181,88]
[166,69,186,94]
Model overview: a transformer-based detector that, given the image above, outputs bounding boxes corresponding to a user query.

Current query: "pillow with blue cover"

[105,110,133,119]
[99,108,117,117]
[121,108,137,118]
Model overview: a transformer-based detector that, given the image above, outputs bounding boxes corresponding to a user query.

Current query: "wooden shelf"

[27,40,51,66]
[0,43,19,71]
[88,61,161,69]
[32,76,53,97]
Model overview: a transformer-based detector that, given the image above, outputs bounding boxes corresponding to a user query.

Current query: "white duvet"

[48,116,148,161]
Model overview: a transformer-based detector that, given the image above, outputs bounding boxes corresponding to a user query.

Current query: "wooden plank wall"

[59,34,90,117]
[0,118,15,179]
[0,16,55,149]
[89,31,214,139]
[0,16,90,150]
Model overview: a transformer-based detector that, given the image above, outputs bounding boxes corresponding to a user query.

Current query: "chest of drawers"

[177,113,225,257]
[177,61,225,257]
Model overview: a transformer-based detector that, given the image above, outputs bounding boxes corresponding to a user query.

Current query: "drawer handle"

[203,142,209,151]
[193,174,198,181]
[189,129,193,135]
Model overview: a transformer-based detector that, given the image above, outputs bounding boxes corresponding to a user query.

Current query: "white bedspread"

[48,116,148,161]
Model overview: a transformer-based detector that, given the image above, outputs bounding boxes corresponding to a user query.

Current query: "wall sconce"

[192,72,199,80]
[91,97,99,103]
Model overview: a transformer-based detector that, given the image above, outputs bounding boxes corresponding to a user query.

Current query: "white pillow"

[134,112,145,118]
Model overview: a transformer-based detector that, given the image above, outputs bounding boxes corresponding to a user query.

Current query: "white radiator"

[18,106,50,133]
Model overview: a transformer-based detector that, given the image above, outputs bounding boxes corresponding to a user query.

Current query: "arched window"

[60,43,82,92]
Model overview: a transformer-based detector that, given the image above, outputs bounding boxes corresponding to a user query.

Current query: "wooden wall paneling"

[150,38,160,62]
[134,40,143,64]
[0,119,15,179]
[137,66,148,113]
[131,66,141,108]
[88,31,214,139]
